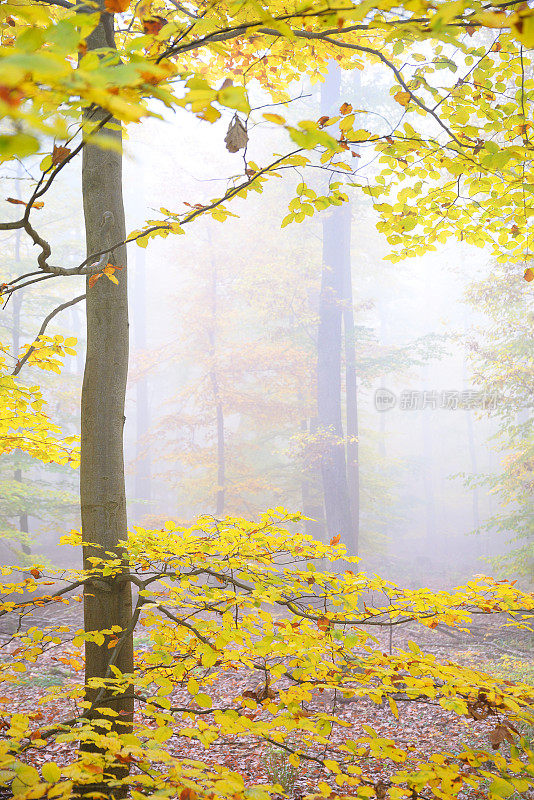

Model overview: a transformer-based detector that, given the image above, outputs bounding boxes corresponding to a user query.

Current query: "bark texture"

[79,5,133,787]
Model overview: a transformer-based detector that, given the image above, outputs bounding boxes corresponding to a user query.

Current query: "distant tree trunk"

[317,68,354,552]
[134,245,151,522]
[300,416,313,521]
[79,5,133,793]
[12,163,30,555]
[341,204,359,555]
[13,293,30,554]
[378,309,387,459]
[461,311,481,556]
[421,366,437,547]
[300,416,326,540]
[208,259,225,516]
[465,405,481,536]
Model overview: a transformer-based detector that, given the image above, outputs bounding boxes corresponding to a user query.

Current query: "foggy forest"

[0,1,533,799]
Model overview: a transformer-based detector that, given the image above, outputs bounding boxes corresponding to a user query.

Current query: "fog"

[1,66,531,590]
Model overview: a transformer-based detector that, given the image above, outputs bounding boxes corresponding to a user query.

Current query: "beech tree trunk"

[342,212,360,555]
[208,260,225,515]
[421,365,437,547]
[317,68,353,551]
[79,5,133,791]
[13,293,30,554]
[300,416,326,539]
[378,309,387,459]
[12,165,30,555]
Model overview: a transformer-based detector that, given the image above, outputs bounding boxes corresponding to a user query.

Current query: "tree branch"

[12,294,86,376]
[33,0,74,8]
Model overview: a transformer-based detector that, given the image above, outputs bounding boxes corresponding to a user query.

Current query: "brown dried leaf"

[143,15,166,34]
[52,145,71,166]
[224,115,248,153]
[488,724,515,750]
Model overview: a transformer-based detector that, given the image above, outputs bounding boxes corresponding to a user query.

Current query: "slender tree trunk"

[300,416,326,539]
[79,5,133,793]
[341,204,359,555]
[378,310,387,459]
[214,395,225,515]
[134,245,151,522]
[317,68,353,551]
[208,259,225,515]
[12,163,30,554]
[12,292,30,554]
[421,365,437,548]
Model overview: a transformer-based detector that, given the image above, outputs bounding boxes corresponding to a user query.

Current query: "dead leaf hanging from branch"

[224,114,248,153]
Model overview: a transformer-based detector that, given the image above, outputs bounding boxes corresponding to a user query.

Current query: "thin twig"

[12,294,86,376]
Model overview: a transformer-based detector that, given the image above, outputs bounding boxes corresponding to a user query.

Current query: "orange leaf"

[0,85,23,106]
[105,0,130,11]
[339,102,352,115]
[116,753,134,764]
[394,91,411,107]
[524,267,534,282]
[88,273,102,289]
[6,197,44,210]
[85,764,103,775]
[30,568,41,579]
[330,534,341,546]
[103,265,119,284]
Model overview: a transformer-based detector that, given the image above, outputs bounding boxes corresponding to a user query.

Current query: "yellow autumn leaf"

[263,113,286,124]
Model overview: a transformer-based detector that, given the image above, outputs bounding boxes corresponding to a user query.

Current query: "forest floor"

[1,607,533,800]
